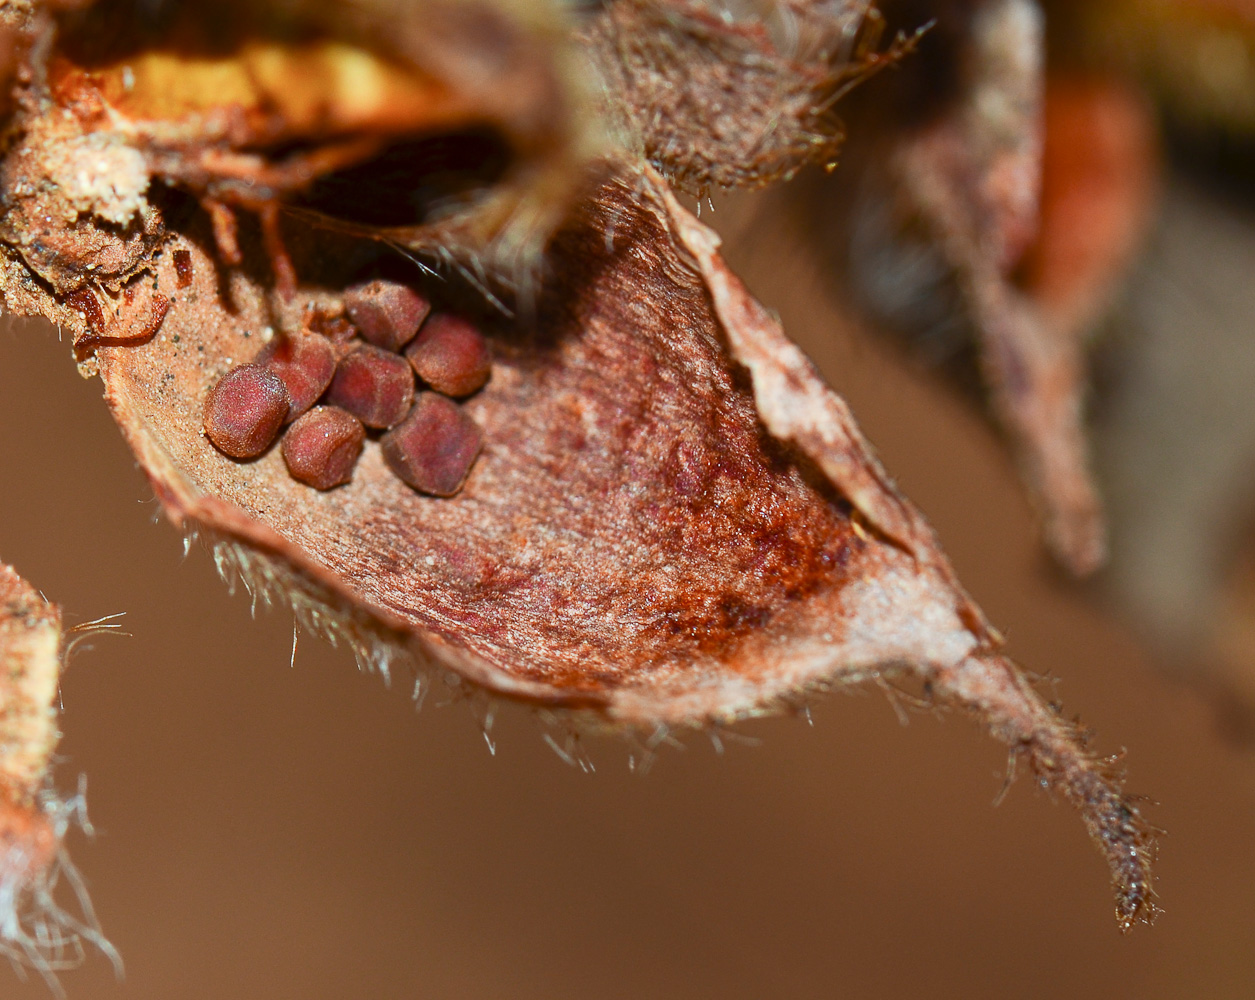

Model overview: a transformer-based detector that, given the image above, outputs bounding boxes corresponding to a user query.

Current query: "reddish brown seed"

[404,313,492,398]
[281,406,365,490]
[257,332,337,420]
[203,363,290,458]
[343,278,430,351]
[326,344,415,428]
[381,392,483,497]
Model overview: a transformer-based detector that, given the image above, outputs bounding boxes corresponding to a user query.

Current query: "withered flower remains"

[0,0,1158,985]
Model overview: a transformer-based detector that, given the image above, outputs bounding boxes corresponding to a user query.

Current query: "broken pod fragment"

[0,563,117,987]
[90,165,1158,931]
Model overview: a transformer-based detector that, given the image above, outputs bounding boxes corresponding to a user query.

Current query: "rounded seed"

[281,406,365,490]
[203,363,289,458]
[326,345,415,428]
[343,278,430,352]
[404,313,492,398]
[381,393,483,497]
[258,331,337,420]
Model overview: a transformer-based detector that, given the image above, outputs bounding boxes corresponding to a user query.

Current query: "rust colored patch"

[65,287,105,336]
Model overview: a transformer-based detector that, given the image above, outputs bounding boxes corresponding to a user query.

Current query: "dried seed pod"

[326,345,415,429]
[344,279,431,352]
[281,406,366,490]
[0,0,1159,936]
[257,331,337,420]
[203,363,290,458]
[381,392,483,496]
[91,169,1159,930]
[405,313,492,397]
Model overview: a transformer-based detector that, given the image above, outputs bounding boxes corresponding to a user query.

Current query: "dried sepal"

[582,0,918,195]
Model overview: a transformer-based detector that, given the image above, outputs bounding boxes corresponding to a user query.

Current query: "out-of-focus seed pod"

[344,279,431,352]
[405,313,492,397]
[381,392,483,496]
[0,561,117,982]
[257,331,337,420]
[203,363,290,458]
[326,345,415,428]
[0,566,61,812]
[281,406,366,490]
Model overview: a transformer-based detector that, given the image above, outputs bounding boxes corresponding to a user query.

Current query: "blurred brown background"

[2,187,1253,999]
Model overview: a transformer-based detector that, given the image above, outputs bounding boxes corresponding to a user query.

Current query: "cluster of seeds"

[203,278,491,496]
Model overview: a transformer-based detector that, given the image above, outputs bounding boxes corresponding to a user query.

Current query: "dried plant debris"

[580,0,922,195]
[0,563,119,994]
[0,0,592,309]
[0,0,1159,955]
